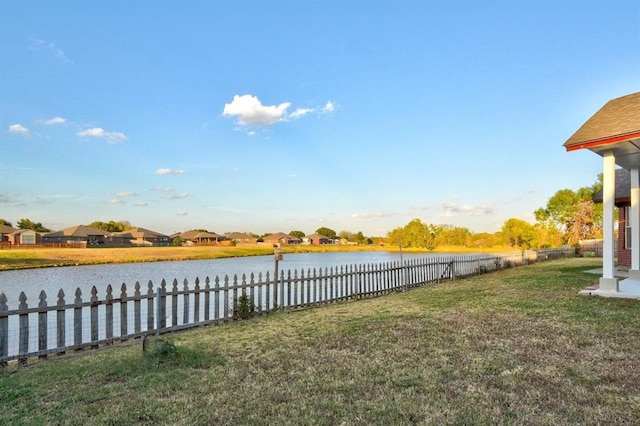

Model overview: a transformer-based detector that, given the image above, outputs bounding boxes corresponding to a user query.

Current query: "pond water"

[0,251,458,307]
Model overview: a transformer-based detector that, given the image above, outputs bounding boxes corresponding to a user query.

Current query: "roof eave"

[565,130,640,152]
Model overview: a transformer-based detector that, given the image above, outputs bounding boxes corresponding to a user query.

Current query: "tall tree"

[289,230,305,239]
[0,219,12,227]
[88,220,132,232]
[534,176,603,245]
[315,227,337,239]
[387,218,439,249]
[501,218,535,248]
[17,218,50,232]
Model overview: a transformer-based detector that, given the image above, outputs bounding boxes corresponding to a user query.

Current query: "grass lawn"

[2,257,639,424]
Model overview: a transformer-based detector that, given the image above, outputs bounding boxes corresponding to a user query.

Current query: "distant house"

[0,224,18,243]
[109,227,170,246]
[173,230,226,245]
[9,229,43,245]
[43,225,108,246]
[225,232,258,244]
[303,233,333,245]
[262,232,302,246]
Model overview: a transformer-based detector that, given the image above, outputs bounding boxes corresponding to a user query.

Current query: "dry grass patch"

[2,258,640,424]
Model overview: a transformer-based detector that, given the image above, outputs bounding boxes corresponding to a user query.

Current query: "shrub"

[232,293,256,320]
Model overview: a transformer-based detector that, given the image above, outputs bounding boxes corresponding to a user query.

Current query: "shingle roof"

[113,227,168,239]
[178,230,224,240]
[593,168,630,203]
[44,225,107,238]
[0,224,17,234]
[564,92,640,150]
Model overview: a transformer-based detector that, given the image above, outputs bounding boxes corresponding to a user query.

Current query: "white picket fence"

[0,248,575,364]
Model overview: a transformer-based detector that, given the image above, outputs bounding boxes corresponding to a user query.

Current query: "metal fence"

[0,248,575,364]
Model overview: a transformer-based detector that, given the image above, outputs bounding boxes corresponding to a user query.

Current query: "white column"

[600,150,619,291]
[629,167,640,279]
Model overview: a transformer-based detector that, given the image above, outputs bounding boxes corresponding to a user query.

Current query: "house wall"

[618,204,632,267]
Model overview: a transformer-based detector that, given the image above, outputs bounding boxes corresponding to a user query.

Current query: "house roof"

[263,232,301,241]
[0,224,18,234]
[564,92,640,169]
[177,230,224,240]
[10,229,42,236]
[305,233,330,240]
[113,227,169,239]
[593,168,630,204]
[44,225,107,238]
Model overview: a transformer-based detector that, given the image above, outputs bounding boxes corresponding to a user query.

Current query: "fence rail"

[0,248,575,364]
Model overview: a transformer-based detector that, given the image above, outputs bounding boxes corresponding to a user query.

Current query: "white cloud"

[115,191,137,197]
[9,124,30,136]
[441,202,494,217]
[42,117,66,125]
[290,107,314,119]
[176,211,188,216]
[156,168,186,176]
[223,94,291,126]
[351,212,395,219]
[77,127,127,144]
[31,38,73,63]
[134,202,148,207]
[164,192,189,199]
[106,198,125,204]
[152,186,174,192]
[321,101,335,113]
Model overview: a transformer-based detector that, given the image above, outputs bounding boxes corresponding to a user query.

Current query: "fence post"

[214,276,220,320]
[157,279,167,331]
[223,275,230,320]
[120,284,128,341]
[56,290,65,355]
[18,292,28,364]
[183,279,190,325]
[171,279,178,327]
[38,290,47,359]
[204,277,211,321]
[194,277,201,324]
[134,282,141,335]
[102,284,113,343]
[279,270,285,312]
[0,293,8,365]
[147,281,155,332]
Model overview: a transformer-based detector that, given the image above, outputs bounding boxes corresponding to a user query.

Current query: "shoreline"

[0,244,511,272]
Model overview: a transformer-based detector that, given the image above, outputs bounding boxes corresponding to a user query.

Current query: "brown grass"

[3,257,637,424]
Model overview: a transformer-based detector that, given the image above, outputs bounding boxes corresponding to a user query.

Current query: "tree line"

[387,175,604,250]
[1,175,604,250]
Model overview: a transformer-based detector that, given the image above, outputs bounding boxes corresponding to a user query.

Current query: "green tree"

[387,218,439,249]
[289,230,305,239]
[315,227,337,239]
[88,220,132,232]
[0,219,12,227]
[471,232,499,248]
[501,218,535,248]
[437,225,473,247]
[17,218,50,232]
[531,223,564,249]
[534,177,603,245]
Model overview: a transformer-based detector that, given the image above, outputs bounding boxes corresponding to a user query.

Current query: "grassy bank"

[0,244,514,271]
[2,257,639,424]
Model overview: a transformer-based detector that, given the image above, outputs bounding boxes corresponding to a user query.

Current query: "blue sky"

[1,1,639,237]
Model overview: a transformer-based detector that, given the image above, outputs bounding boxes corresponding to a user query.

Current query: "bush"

[232,293,256,320]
